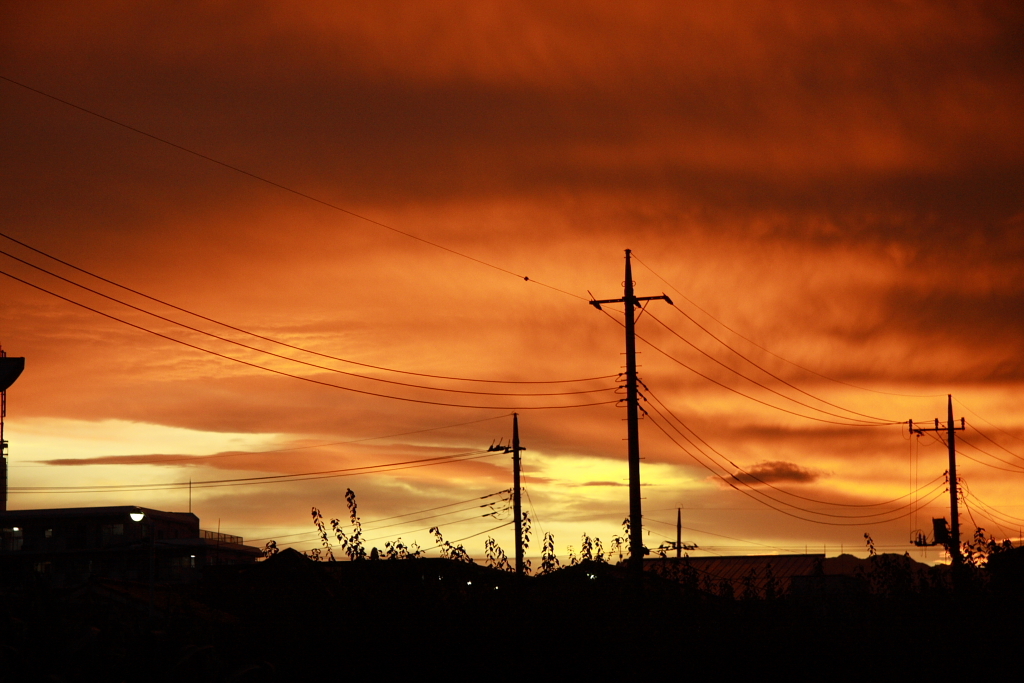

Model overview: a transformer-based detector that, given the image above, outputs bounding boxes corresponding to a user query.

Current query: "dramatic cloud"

[731,460,822,486]
[2,1,1022,560]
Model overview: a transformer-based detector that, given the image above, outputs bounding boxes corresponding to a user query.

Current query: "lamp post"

[130,508,155,617]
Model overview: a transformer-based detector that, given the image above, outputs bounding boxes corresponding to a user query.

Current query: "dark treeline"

[3,545,1024,680]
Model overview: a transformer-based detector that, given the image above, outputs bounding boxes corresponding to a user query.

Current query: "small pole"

[676,507,682,559]
[512,413,524,576]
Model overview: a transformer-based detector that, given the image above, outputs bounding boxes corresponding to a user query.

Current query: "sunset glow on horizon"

[2,2,1022,565]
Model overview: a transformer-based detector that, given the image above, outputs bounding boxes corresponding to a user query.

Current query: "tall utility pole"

[909,395,965,567]
[0,345,27,513]
[488,413,527,575]
[511,413,524,576]
[590,249,672,579]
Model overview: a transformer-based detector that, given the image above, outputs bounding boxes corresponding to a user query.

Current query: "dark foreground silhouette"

[4,547,1024,679]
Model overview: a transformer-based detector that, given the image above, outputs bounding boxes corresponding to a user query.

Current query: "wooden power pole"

[512,413,524,576]
[488,413,526,575]
[909,395,966,567]
[590,249,672,580]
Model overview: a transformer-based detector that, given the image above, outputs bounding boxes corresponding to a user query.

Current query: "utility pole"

[0,345,26,513]
[590,249,672,580]
[909,395,965,567]
[488,413,527,575]
[661,506,697,557]
[676,507,681,558]
[512,413,524,576]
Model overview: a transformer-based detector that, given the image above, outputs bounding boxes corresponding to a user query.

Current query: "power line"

[644,408,947,527]
[653,306,898,422]
[647,517,806,554]
[597,307,899,427]
[630,253,943,399]
[0,249,614,399]
[637,329,900,427]
[361,490,511,526]
[960,486,1024,525]
[0,76,587,303]
[0,268,618,412]
[29,414,513,467]
[11,449,500,494]
[645,401,941,520]
[953,396,1024,445]
[957,435,1024,473]
[646,386,943,508]
[412,520,515,554]
[359,501,507,535]
[968,423,1024,464]
[644,309,896,424]
[0,231,607,386]
[246,490,510,543]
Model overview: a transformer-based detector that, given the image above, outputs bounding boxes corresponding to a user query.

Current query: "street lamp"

[129,508,155,617]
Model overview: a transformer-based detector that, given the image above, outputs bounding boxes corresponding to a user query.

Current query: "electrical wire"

[361,490,511,526]
[645,402,943,520]
[953,396,1024,445]
[363,513,512,546]
[596,306,901,428]
[960,495,1011,540]
[412,520,515,554]
[30,415,514,467]
[0,268,618,412]
[630,253,943,399]
[301,518,515,554]
[358,501,505,534]
[644,408,948,526]
[646,307,897,423]
[0,231,608,385]
[637,327,900,427]
[957,435,1024,473]
[645,517,799,554]
[245,490,510,544]
[0,250,614,398]
[967,423,1024,464]
[10,449,500,494]
[961,487,1024,525]
[644,385,939,508]
[0,76,588,303]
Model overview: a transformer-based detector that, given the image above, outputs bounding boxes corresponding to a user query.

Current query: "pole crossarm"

[589,295,673,310]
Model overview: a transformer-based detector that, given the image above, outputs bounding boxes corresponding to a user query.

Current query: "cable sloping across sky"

[10,448,504,495]
[0,269,618,412]
[29,414,513,467]
[643,309,897,424]
[645,386,942,509]
[631,252,944,400]
[0,75,588,304]
[0,248,614,398]
[645,409,948,527]
[595,306,902,427]
[645,400,944,521]
[245,489,510,544]
[0,232,606,387]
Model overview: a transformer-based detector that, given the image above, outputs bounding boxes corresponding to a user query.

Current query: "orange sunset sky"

[1,2,1022,563]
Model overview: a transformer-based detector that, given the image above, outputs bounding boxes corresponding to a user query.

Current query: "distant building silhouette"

[0,505,260,586]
